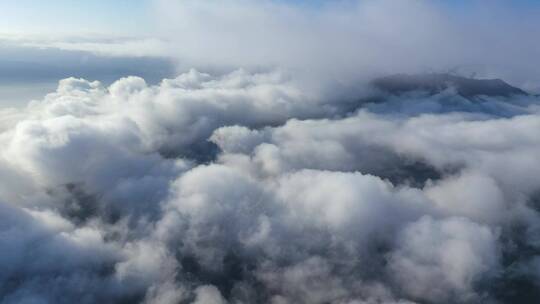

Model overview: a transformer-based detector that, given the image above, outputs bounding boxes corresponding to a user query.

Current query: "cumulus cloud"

[388,216,500,303]
[2,0,540,300]
[0,66,538,303]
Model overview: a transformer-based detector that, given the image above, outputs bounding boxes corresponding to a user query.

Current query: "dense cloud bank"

[1,69,540,304]
[154,0,540,93]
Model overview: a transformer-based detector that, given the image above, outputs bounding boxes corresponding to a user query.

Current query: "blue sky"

[2,0,539,36]
[0,0,152,35]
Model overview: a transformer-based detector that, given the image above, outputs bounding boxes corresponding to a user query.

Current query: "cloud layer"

[6,0,540,96]
[153,0,540,92]
[0,67,539,303]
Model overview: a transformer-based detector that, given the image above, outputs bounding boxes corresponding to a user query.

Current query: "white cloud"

[0,62,539,303]
[153,0,540,90]
[389,216,500,302]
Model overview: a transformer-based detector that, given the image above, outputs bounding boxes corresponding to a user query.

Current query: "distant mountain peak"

[372,73,528,98]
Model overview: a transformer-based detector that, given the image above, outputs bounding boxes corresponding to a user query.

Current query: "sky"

[0,0,159,106]
[0,0,152,35]
[2,0,540,105]
[1,0,539,36]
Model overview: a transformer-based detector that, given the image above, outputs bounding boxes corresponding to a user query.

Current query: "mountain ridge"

[372,73,529,98]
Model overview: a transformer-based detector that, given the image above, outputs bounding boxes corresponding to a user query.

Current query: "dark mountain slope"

[372,73,528,97]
